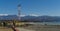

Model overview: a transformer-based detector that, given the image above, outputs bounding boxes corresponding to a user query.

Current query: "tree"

[3,22,7,27]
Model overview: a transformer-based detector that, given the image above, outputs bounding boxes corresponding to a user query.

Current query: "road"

[16,27,35,31]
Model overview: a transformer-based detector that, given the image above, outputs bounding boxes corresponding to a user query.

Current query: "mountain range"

[0,15,60,22]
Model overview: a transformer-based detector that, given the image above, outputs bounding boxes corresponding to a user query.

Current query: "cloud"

[21,13,40,17]
[0,14,8,16]
[20,15,26,17]
[29,14,40,17]
[0,14,40,17]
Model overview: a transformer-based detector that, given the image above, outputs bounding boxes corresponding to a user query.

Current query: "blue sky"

[0,0,60,16]
[0,0,18,15]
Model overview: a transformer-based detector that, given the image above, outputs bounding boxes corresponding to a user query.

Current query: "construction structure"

[18,4,21,20]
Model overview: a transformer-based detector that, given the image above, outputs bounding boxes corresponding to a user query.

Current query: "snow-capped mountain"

[0,14,60,22]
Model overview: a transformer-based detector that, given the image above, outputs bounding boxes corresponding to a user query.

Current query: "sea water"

[35,22,60,25]
[26,22,60,25]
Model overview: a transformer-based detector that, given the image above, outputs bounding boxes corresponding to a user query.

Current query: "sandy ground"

[1,26,60,31]
[16,27,35,31]
[21,24,60,31]
[0,27,35,31]
[0,23,60,31]
[0,27,13,31]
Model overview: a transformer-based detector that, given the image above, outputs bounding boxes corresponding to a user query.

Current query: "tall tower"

[18,4,21,20]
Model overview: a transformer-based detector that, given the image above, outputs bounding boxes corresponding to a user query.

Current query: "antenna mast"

[18,0,21,20]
